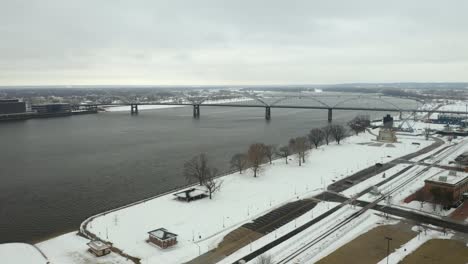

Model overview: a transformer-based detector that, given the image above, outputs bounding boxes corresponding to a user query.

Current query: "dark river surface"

[0,95,418,243]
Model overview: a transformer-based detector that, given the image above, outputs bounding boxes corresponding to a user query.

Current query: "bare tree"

[290,137,308,166]
[230,153,247,174]
[277,145,290,164]
[183,153,211,185]
[330,124,347,144]
[255,254,272,264]
[247,143,266,177]
[308,128,324,148]
[322,125,333,145]
[204,170,223,199]
[264,144,277,164]
[348,115,370,135]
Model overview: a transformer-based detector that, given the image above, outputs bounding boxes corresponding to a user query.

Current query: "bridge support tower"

[193,104,200,119]
[265,107,271,120]
[131,104,139,115]
[328,108,333,123]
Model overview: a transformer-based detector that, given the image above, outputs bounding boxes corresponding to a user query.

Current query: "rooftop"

[148,228,177,240]
[173,188,206,199]
[426,170,468,185]
[87,240,110,251]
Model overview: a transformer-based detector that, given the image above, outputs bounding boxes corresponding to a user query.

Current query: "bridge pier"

[193,104,200,118]
[265,107,271,120]
[399,111,403,120]
[328,108,333,123]
[131,104,139,115]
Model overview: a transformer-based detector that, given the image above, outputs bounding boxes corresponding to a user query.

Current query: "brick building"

[422,171,468,205]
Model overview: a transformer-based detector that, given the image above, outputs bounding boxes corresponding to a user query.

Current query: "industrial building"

[31,103,71,114]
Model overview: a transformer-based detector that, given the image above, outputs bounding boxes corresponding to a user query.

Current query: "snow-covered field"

[218,201,342,264]
[37,232,132,264]
[0,243,48,264]
[84,129,432,264]
[240,209,394,264]
[341,164,411,197]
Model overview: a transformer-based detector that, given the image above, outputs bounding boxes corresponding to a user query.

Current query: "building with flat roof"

[423,171,468,205]
[32,103,71,114]
[0,99,26,114]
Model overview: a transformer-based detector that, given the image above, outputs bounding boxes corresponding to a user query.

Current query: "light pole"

[385,236,393,264]
[196,243,201,256]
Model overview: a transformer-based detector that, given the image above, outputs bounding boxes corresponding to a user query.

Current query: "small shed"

[173,188,207,202]
[148,228,178,249]
[87,240,111,257]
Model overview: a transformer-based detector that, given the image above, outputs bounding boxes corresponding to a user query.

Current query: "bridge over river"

[80,93,467,122]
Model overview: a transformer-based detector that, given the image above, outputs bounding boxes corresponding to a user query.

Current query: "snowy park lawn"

[0,243,48,264]
[341,164,411,197]
[37,232,132,264]
[86,130,433,264]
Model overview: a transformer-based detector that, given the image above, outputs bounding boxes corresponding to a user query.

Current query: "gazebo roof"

[87,240,110,251]
[148,228,178,240]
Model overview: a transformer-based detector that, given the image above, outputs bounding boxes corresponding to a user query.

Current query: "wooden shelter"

[148,228,178,249]
[87,240,111,257]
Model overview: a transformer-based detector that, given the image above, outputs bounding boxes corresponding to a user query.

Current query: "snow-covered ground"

[218,201,341,264]
[0,243,48,264]
[341,164,411,197]
[437,101,468,113]
[37,232,132,264]
[240,209,394,264]
[84,129,432,264]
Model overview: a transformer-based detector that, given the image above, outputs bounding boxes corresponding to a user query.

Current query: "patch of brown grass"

[317,222,416,264]
[400,239,468,264]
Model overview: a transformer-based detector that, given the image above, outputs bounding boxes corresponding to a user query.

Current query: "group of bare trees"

[307,123,349,148]
[183,153,222,199]
[230,143,278,177]
[183,115,369,199]
[289,137,308,166]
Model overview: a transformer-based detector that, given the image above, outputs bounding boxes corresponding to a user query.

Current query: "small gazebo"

[87,240,111,257]
[148,228,178,249]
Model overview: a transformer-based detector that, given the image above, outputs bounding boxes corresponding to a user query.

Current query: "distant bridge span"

[80,101,467,122]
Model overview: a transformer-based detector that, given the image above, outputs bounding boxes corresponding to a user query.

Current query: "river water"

[0,94,418,243]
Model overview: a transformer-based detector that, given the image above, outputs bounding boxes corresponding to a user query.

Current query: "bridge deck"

[82,103,468,114]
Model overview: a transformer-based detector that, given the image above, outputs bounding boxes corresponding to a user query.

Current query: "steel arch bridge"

[80,92,464,122]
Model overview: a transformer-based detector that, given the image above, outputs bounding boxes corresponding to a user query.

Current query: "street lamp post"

[385,236,393,264]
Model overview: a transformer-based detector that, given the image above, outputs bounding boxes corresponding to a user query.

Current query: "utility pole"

[385,236,393,264]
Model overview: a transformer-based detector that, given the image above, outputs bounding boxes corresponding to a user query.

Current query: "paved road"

[230,137,455,263]
[328,137,444,192]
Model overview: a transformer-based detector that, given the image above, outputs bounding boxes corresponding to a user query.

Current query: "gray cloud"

[1,0,467,85]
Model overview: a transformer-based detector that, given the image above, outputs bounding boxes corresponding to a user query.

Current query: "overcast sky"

[1,0,467,85]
